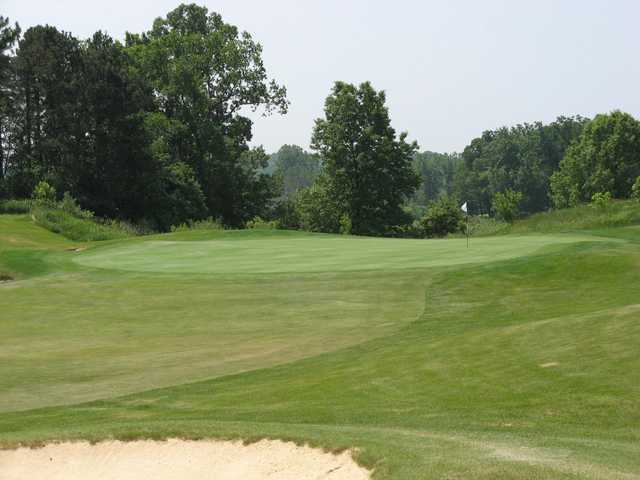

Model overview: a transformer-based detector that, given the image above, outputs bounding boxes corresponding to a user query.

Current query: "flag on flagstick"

[461,202,469,247]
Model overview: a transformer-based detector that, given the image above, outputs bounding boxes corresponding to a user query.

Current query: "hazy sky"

[3,0,639,153]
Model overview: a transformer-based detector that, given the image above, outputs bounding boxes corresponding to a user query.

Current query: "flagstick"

[466,213,469,248]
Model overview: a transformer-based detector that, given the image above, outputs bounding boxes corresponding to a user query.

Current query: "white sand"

[0,438,371,480]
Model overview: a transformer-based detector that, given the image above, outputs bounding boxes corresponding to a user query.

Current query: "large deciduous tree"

[125,3,288,226]
[0,16,20,194]
[311,81,419,235]
[551,111,640,207]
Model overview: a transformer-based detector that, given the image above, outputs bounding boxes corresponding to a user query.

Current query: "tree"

[73,31,157,219]
[551,111,640,208]
[454,116,588,215]
[151,162,208,230]
[412,151,460,205]
[270,144,321,197]
[10,26,83,197]
[0,16,20,196]
[125,3,288,226]
[311,81,419,235]
[492,189,523,223]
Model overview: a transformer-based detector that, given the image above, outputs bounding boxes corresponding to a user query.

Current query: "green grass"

[0,212,639,479]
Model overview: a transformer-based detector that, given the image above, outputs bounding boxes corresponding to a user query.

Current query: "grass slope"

[0,212,639,479]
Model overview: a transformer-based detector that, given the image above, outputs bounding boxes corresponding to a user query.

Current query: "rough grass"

[31,207,134,242]
[0,199,32,214]
[0,212,639,479]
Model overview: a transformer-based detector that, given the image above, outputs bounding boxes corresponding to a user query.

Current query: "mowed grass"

[1,214,639,479]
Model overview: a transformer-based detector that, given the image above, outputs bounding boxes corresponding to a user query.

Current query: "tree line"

[2,5,640,237]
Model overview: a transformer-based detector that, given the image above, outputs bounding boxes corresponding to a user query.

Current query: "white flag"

[461,202,468,213]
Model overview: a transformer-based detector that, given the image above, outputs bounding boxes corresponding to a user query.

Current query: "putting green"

[73,233,601,274]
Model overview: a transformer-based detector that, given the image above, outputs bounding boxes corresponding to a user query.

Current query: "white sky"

[3,0,640,153]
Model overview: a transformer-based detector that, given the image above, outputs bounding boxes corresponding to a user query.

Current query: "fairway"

[1,215,639,479]
[73,233,600,274]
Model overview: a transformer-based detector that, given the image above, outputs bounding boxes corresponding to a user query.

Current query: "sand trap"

[0,438,371,480]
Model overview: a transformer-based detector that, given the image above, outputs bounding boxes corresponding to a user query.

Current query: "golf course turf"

[1,213,639,479]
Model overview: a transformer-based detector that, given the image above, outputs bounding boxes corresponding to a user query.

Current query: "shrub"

[631,177,640,202]
[419,197,463,238]
[492,189,523,223]
[591,191,612,208]
[246,216,278,230]
[170,217,224,232]
[339,214,352,235]
[32,181,56,206]
[0,199,32,214]
[59,192,94,219]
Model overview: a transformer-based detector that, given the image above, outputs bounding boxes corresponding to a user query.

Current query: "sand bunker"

[0,438,371,480]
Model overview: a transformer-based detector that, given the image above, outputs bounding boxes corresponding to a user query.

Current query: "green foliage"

[311,81,419,235]
[339,214,352,235]
[32,181,56,205]
[551,111,640,207]
[59,192,93,219]
[153,162,208,231]
[126,4,287,227]
[170,217,224,232]
[630,176,640,201]
[492,189,523,223]
[270,145,321,197]
[0,199,32,214]
[293,176,343,233]
[412,151,461,208]
[591,191,612,209]
[419,197,463,238]
[456,116,588,215]
[246,216,278,230]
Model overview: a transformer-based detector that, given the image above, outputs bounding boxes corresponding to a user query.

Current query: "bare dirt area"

[0,438,371,480]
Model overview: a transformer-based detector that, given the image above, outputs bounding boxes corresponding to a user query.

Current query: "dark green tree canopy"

[311,81,419,235]
[454,116,588,215]
[270,145,321,197]
[551,111,640,207]
[125,3,288,226]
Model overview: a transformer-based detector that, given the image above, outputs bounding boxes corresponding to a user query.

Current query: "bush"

[294,178,343,233]
[246,216,278,230]
[59,192,94,219]
[591,191,612,208]
[492,189,523,223]
[631,177,640,202]
[419,197,463,238]
[170,217,224,232]
[0,199,32,214]
[32,181,56,206]
[339,214,352,235]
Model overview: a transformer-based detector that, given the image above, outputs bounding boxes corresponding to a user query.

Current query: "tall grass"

[31,207,134,242]
[511,200,640,233]
[0,199,32,214]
